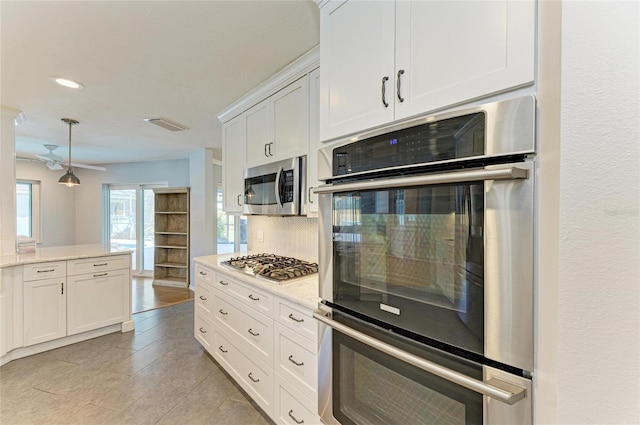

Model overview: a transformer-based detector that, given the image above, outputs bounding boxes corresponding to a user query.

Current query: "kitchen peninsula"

[0,244,134,366]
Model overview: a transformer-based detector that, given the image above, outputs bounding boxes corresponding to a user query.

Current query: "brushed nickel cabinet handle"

[218,346,228,353]
[219,309,228,316]
[199,295,207,301]
[381,76,390,108]
[248,372,260,383]
[248,294,260,301]
[288,313,304,323]
[288,355,304,367]
[37,269,55,273]
[397,69,405,102]
[288,410,304,424]
[308,187,314,203]
[93,273,108,278]
[93,263,108,267]
[219,280,229,286]
[247,328,259,337]
[237,194,242,206]
[199,327,207,334]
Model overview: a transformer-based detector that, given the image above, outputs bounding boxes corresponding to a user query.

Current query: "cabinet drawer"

[195,312,213,352]
[275,298,318,342]
[274,380,321,425]
[214,291,273,364]
[216,272,273,315]
[274,323,317,402]
[23,261,66,281]
[195,264,215,285]
[214,329,273,418]
[195,281,214,316]
[67,255,129,276]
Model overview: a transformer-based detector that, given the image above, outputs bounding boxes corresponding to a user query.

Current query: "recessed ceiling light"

[51,76,84,89]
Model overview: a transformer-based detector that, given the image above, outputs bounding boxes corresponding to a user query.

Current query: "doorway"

[107,184,165,276]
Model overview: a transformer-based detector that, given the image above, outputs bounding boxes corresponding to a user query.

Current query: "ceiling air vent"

[143,117,189,132]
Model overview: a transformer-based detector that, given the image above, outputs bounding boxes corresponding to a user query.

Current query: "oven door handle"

[313,309,527,406]
[313,166,528,194]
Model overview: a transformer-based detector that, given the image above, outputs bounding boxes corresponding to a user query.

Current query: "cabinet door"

[394,0,535,120]
[245,100,273,165]
[307,68,321,216]
[272,75,309,160]
[319,0,395,142]
[223,114,246,213]
[66,269,128,336]
[24,277,66,346]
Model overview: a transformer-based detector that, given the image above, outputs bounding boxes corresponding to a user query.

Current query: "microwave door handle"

[275,166,284,209]
[313,308,527,406]
[313,166,528,194]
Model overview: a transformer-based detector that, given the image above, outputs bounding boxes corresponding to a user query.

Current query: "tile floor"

[0,301,273,425]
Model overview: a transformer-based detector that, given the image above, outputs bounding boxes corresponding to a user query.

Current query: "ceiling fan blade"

[67,162,107,172]
[34,153,56,162]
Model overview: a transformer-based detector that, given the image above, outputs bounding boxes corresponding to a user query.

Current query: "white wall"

[0,108,19,255]
[74,159,190,244]
[555,2,639,423]
[15,161,77,247]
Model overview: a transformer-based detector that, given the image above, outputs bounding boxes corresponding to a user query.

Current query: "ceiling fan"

[17,125,107,173]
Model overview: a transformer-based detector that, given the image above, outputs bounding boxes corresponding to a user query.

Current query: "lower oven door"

[315,307,532,425]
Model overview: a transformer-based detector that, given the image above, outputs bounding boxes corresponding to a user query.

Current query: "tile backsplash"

[246,216,318,262]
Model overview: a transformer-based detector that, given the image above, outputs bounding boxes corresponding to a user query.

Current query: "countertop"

[0,244,133,269]
[193,253,321,311]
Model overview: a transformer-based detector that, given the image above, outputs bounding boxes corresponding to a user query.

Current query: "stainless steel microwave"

[243,156,306,216]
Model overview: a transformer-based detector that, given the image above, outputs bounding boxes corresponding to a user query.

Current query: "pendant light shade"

[59,118,80,187]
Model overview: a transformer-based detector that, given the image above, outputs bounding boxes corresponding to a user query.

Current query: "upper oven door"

[316,161,534,372]
[243,157,305,216]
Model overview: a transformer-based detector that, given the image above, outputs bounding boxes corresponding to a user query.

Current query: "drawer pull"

[199,295,207,301]
[248,294,260,301]
[37,269,55,273]
[93,273,108,278]
[219,280,229,286]
[288,410,304,424]
[199,271,208,276]
[93,263,108,267]
[248,372,260,383]
[247,328,260,337]
[288,355,304,367]
[288,313,304,323]
[218,346,228,353]
[219,309,228,316]
[199,327,207,334]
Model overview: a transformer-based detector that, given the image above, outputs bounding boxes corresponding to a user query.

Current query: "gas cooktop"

[220,253,318,283]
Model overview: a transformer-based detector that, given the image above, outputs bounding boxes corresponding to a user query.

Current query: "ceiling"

[1,0,319,166]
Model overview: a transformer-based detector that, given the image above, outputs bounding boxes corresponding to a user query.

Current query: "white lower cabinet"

[24,276,66,346]
[193,264,320,424]
[66,268,128,335]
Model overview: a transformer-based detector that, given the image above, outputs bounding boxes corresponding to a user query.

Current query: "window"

[217,185,247,254]
[16,180,41,240]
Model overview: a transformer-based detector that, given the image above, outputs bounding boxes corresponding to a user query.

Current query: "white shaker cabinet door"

[24,277,66,346]
[394,0,535,121]
[272,75,309,161]
[66,269,128,336]
[319,0,395,142]
[223,114,247,213]
[245,100,273,166]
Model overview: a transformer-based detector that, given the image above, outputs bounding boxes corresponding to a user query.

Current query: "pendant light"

[58,118,81,187]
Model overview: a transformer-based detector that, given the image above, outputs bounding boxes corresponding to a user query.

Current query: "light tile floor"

[0,301,273,425]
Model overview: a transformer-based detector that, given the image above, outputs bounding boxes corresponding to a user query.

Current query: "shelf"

[156,262,188,269]
[153,187,189,288]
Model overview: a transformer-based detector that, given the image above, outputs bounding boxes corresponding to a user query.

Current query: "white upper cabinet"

[319,0,395,142]
[246,76,310,167]
[319,0,536,142]
[223,114,246,214]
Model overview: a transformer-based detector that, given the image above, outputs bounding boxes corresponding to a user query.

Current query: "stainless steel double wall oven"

[314,96,536,425]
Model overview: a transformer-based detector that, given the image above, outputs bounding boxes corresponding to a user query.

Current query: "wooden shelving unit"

[153,187,190,288]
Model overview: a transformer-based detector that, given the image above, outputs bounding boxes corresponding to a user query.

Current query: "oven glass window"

[332,182,484,354]
[333,328,482,425]
[245,174,277,205]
